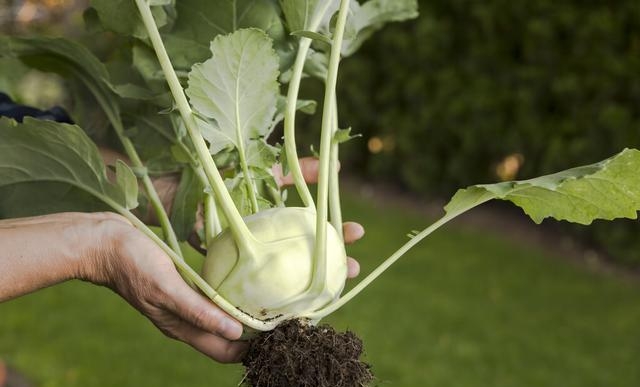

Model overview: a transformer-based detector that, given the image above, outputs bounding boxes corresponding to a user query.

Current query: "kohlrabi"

[2,0,640,356]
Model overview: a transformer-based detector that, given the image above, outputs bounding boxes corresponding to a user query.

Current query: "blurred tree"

[299,0,640,267]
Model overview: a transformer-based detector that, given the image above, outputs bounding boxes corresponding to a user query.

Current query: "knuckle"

[192,306,227,334]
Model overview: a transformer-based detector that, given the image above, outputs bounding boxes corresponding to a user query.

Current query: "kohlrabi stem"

[135,0,254,250]
[307,197,493,320]
[311,0,351,290]
[204,194,221,245]
[283,2,335,208]
[284,39,315,208]
[235,130,259,213]
[329,98,343,239]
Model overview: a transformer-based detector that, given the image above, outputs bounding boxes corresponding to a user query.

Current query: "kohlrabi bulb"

[201,207,348,320]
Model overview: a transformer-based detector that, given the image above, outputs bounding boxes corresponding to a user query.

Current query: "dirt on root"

[242,320,374,387]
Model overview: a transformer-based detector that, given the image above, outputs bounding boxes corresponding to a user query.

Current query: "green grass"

[1,193,639,386]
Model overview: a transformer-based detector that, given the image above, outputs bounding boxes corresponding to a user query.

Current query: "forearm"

[0,213,118,301]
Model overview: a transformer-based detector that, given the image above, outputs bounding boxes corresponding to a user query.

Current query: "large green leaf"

[0,182,111,219]
[343,0,419,56]
[186,28,280,151]
[166,0,289,69]
[0,117,136,211]
[303,0,419,80]
[89,0,175,40]
[280,0,322,32]
[1,36,184,172]
[445,148,640,225]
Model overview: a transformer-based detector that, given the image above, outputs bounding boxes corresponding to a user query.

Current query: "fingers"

[343,223,363,278]
[347,257,360,278]
[161,279,243,341]
[274,157,339,187]
[170,321,248,363]
[343,222,364,244]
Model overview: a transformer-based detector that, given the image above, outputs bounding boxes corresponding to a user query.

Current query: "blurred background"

[0,1,639,387]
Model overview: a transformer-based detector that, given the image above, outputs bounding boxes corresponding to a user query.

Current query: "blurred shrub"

[308,0,640,267]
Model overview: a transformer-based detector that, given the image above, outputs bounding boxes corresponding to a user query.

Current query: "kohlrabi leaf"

[0,117,134,211]
[445,148,640,225]
[290,30,332,46]
[121,110,185,175]
[171,166,203,241]
[0,182,111,218]
[226,175,255,216]
[333,127,361,144]
[312,0,418,59]
[280,0,322,32]
[303,48,329,80]
[132,43,164,83]
[195,117,235,155]
[246,139,280,170]
[115,160,140,209]
[186,28,280,150]
[342,0,419,56]
[89,0,175,40]
[0,36,109,84]
[166,0,288,70]
[272,95,317,133]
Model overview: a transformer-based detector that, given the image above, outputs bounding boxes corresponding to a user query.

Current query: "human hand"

[82,213,246,363]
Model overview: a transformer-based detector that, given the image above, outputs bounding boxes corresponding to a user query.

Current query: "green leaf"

[109,83,158,101]
[115,160,140,209]
[342,0,419,56]
[272,95,317,134]
[290,30,332,46]
[226,176,254,217]
[170,166,203,241]
[0,117,131,211]
[0,36,110,83]
[0,36,122,135]
[303,48,329,80]
[195,117,235,155]
[0,182,110,219]
[333,127,361,144]
[166,0,289,70]
[132,43,165,83]
[89,0,175,39]
[186,28,280,149]
[445,149,640,225]
[126,113,180,173]
[312,0,418,58]
[280,0,322,32]
[246,139,280,169]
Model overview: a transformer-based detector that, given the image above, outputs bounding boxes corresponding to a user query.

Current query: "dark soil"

[242,319,374,387]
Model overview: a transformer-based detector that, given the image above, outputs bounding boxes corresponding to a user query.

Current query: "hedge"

[302,0,640,267]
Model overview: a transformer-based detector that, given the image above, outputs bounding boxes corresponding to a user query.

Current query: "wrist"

[72,212,132,285]
[0,212,130,301]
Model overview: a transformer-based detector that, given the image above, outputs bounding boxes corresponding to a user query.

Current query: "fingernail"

[222,318,244,340]
[352,223,365,239]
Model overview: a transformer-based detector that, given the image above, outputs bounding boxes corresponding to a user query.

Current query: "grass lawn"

[1,192,639,386]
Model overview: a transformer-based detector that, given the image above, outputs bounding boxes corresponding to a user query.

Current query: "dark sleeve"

[0,92,74,124]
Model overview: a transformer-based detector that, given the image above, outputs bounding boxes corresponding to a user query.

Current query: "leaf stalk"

[134,0,255,252]
[311,0,351,291]
[283,1,335,208]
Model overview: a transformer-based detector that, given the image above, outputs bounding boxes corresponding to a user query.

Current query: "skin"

[0,157,363,363]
